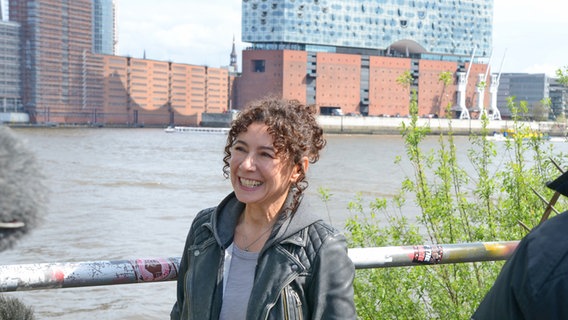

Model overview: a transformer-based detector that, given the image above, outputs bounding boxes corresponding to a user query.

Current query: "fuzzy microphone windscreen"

[0,126,47,252]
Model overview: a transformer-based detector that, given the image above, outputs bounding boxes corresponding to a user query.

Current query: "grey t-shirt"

[220,243,259,320]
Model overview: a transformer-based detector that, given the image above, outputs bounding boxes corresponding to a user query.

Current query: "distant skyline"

[117,0,568,76]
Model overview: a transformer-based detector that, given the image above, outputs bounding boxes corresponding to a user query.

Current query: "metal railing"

[0,241,519,292]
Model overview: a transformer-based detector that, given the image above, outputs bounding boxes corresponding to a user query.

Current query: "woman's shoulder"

[304,220,346,248]
[192,206,217,227]
[185,207,218,245]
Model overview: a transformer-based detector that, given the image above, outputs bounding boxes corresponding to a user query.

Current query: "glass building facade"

[496,73,559,120]
[242,0,493,58]
[10,0,104,122]
[0,0,7,21]
[0,20,22,112]
[93,0,116,55]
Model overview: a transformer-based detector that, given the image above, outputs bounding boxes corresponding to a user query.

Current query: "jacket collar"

[212,190,322,250]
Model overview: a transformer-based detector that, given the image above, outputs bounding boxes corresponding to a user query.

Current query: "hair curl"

[222,98,326,204]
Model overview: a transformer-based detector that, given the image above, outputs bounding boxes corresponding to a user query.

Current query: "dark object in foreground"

[0,295,34,320]
[472,169,568,319]
[0,126,47,320]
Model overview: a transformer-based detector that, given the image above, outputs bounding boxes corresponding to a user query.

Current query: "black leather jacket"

[171,192,356,319]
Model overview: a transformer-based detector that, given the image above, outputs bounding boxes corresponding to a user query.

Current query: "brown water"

[1,128,565,319]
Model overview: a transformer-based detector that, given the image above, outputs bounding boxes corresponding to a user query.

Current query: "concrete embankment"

[202,112,567,136]
[317,116,568,136]
[6,111,567,137]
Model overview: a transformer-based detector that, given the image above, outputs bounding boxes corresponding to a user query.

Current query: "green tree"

[532,98,551,121]
[556,65,568,86]
[438,71,454,116]
[556,66,568,123]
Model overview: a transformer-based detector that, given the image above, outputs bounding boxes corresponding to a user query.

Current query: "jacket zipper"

[263,274,298,320]
[291,289,303,320]
[283,287,290,319]
[283,286,303,320]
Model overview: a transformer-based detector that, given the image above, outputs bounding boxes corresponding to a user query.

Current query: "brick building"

[236,50,489,118]
[100,55,230,126]
[8,0,231,126]
[235,0,494,118]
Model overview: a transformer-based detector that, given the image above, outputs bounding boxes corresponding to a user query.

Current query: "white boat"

[164,126,229,134]
[486,130,567,142]
[548,136,568,143]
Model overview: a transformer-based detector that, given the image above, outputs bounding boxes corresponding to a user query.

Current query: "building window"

[253,60,266,73]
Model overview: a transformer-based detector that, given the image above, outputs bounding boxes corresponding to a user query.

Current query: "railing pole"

[349,241,519,269]
[0,241,519,293]
[0,257,181,292]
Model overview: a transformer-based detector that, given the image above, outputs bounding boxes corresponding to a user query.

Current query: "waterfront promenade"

[4,111,567,137]
[199,112,567,136]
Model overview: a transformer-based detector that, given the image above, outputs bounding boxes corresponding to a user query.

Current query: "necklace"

[240,225,273,252]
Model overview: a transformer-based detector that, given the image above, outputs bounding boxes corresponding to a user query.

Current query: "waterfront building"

[495,73,568,121]
[550,78,568,120]
[0,20,22,115]
[0,0,7,21]
[7,0,229,126]
[100,55,229,126]
[9,0,104,123]
[242,0,492,58]
[236,0,493,117]
[5,0,563,126]
[92,0,116,55]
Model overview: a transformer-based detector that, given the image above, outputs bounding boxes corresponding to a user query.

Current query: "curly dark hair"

[222,98,326,203]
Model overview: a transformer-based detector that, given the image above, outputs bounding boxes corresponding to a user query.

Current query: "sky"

[117,0,568,76]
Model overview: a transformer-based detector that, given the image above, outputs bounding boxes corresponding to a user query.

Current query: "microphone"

[0,126,47,251]
[0,125,48,319]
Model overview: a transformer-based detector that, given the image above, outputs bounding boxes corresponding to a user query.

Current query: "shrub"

[343,96,567,319]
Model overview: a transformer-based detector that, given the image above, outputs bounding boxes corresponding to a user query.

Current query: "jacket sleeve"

[170,227,191,320]
[170,207,217,319]
[471,242,527,320]
[309,231,357,319]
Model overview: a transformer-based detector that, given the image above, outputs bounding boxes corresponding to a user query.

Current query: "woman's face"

[229,122,300,211]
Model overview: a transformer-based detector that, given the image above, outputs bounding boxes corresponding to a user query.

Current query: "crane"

[456,48,476,120]
[489,49,506,121]
[476,52,493,119]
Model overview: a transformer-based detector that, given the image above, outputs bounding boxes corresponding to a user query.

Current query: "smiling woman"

[170,97,356,319]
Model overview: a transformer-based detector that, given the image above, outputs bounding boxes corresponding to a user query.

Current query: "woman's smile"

[239,177,263,189]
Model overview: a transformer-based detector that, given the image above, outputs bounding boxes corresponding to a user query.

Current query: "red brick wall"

[236,50,490,118]
[100,55,228,126]
[315,53,361,114]
[282,51,308,103]
[236,50,284,109]
[206,67,229,113]
[417,60,458,117]
[369,56,412,117]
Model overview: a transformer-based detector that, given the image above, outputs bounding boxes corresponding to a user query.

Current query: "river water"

[1,128,567,319]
